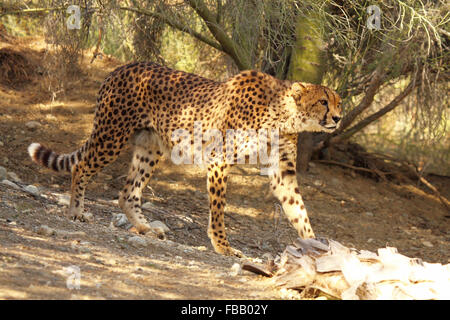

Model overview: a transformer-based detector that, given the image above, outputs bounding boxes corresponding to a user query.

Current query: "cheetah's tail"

[27,141,89,173]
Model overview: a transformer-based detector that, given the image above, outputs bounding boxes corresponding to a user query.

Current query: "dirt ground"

[0,36,449,300]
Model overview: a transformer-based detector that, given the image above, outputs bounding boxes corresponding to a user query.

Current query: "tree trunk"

[287,15,326,173]
[296,132,315,172]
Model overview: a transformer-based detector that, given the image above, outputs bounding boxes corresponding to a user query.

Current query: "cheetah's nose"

[332,116,341,124]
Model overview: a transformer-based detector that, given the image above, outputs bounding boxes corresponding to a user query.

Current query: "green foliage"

[1,14,43,36]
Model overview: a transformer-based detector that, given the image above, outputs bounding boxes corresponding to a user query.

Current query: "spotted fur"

[28,62,342,256]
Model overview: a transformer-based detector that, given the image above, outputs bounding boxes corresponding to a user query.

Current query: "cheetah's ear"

[291,82,307,97]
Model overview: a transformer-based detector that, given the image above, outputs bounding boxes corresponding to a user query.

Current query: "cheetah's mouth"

[322,124,337,130]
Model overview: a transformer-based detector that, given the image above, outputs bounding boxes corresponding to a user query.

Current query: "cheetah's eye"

[319,100,328,107]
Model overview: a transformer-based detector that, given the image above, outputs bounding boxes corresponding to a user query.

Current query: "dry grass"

[0,47,35,86]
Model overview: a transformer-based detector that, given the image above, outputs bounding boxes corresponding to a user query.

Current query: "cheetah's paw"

[70,211,93,222]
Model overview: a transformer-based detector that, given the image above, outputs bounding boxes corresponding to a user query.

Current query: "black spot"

[281,169,296,179]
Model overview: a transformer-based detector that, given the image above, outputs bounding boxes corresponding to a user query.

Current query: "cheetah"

[28,62,342,257]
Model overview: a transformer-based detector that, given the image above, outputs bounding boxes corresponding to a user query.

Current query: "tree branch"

[186,0,251,70]
[119,6,223,52]
[337,77,417,141]
[335,68,386,135]
[0,6,69,17]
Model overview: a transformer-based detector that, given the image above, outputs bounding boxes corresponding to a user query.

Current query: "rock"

[142,202,155,210]
[313,179,323,187]
[25,121,42,130]
[112,213,129,228]
[0,166,6,180]
[421,240,433,248]
[365,211,374,217]
[230,263,242,276]
[150,220,170,233]
[1,179,20,190]
[24,185,39,196]
[128,236,148,247]
[36,225,56,236]
[7,172,21,183]
[56,194,70,206]
[0,141,4,147]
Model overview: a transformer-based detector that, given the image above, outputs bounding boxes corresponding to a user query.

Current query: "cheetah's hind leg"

[119,129,165,238]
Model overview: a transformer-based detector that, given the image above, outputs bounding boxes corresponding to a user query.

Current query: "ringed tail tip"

[28,142,42,162]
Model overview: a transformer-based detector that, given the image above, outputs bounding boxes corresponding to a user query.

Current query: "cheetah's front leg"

[269,134,315,239]
[206,162,243,257]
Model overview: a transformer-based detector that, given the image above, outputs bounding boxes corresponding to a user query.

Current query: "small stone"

[230,263,242,276]
[142,202,155,210]
[365,211,374,217]
[308,162,316,168]
[36,225,56,236]
[0,166,6,180]
[128,236,148,247]
[1,179,20,190]
[0,141,4,147]
[57,194,70,206]
[149,220,170,233]
[313,179,323,187]
[24,185,39,196]
[422,240,433,248]
[7,172,21,183]
[25,121,42,130]
[112,213,129,228]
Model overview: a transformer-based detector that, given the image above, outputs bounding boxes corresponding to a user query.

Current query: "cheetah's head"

[288,82,342,133]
